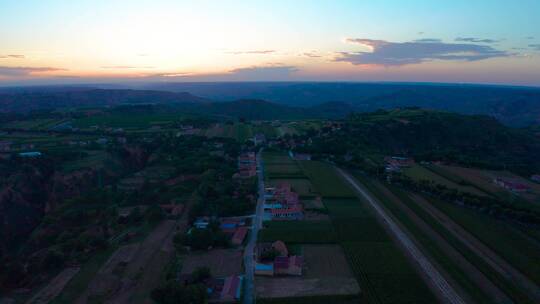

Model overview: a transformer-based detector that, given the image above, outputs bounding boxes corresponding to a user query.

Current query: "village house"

[219,275,243,302]
[237,152,257,178]
[218,217,249,246]
[493,177,530,193]
[254,241,303,277]
[385,156,415,172]
[263,183,303,221]
[252,133,266,146]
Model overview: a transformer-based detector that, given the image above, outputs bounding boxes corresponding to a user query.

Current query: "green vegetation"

[268,179,316,198]
[298,161,437,304]
[430,198,540,286]
[299,161,355,198]
[258,221,337,244]
[354,174,495,303]
[263,151,305,179]
[403,164,485,196]
[355,172,539,304]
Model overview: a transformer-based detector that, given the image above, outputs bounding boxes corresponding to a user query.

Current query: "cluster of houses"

[254,241,303,276]
[192,216,249,246]
[0,141,37,152]
[237,152,257,179]
[176,125,201,136]
[493,177,530,193]
[263,183,303,221]
[384,156,415,173]
[252,133,266,146]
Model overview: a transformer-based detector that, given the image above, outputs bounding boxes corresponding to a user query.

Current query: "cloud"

[529,44,540,51]
[455,37,499,43]
[227,65,298,79]
[338,38,509,66]
[0,54,25,59]
[225,50,276,55]
[100,65,155,69]
[301,52,323,58]
[0,66,66,77]
[414,38,442,43]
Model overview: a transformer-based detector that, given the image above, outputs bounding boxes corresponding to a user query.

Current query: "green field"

[430,197,540,287]
[268,179,316,198]
[355,170,540,304]
[354,175,498,303]
[403,164,486,196]
[263,151,306,179]
[258,221,337,244]
[299,161,356,198]
[297,161,437,304]
[73,113,183,128]
[2,118,66,130]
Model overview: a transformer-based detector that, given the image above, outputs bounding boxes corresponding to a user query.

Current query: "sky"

[1,0,540,86]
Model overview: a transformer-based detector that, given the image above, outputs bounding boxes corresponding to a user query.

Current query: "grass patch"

[299,161,355,198]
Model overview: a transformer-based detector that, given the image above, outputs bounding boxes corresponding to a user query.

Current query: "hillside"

[0,89,207,113]
[308,109,540,175]
[140,82,540,126]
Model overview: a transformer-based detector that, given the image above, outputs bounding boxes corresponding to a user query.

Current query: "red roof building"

[231,227,248,245]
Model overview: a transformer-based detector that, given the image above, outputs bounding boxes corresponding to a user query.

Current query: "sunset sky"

[1,0,540,86]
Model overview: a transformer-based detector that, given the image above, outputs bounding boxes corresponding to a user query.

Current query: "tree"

[151,280,207,304]
[186,228,214,250]
[191,267,211,283]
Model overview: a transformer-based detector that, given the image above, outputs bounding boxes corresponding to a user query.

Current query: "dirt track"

[26,267,80,304]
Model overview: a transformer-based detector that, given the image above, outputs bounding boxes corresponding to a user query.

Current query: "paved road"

[336,168,467,304]
[243,149,265,304]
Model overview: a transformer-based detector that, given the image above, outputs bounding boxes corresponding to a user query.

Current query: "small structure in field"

[18,151,42,158]
[384,156,415,172]
[493,177,530,193]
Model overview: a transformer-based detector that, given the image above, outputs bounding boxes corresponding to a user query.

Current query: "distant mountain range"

[138,82,540,127]
[0,89,207,113]
[1,82,539,126]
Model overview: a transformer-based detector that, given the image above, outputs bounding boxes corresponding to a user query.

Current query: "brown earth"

[255,245,359,299]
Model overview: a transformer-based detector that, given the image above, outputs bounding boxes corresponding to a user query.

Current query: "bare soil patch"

[181,248,243,278]
[26,267,79,304]
[255,245,359,299]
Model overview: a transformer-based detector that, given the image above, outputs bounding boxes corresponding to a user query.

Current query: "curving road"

[336,168,467,304]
